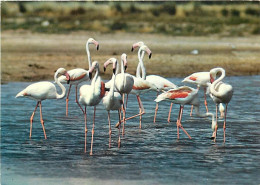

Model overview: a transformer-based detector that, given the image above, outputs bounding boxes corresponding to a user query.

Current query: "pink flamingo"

[58,38,99,116]
[131,41,178,123]
[155,86,216,139]
[208,67,233,142]
[105,54,134,135]
[78,61,106,155]
[103,58,123,148]
[15,68,70,139]
[182,71,210,117]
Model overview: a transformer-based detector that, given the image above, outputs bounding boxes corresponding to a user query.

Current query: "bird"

[105,54,134,135]
[219,103,225,118]
[15,68,70,139]
[103,58,123,148]
[155,86,216,140]
[182,71,211,116]
[117,45,157,129]
[78,61,105,155]
[208,67,233,143]
[131,41,178,123]
[58,38,99,116]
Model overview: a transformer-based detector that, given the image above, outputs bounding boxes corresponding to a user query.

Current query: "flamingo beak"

[104,67,106,72]
[149,52,152,59]
[210,74,214,83]
[113,68,116,74]
[96,44,99,51]
[131,47,134,52]
[65,72,70,84]
[89,72,92,80]
[124,65,127,71]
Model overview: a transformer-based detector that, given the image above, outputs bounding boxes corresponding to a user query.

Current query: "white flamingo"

[131,41,178,123]
[16,68,70,139]
[105,54,134,135]
[78,61,106,155]
[208,67,233,142]
[155,86,216,139]
[103,58,123,148]
[59,38,99,116]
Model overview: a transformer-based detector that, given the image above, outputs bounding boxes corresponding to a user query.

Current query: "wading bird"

[59,38,99,116]
[16,68,70,139]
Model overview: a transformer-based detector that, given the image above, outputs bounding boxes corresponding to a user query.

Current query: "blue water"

[1,76,260,185]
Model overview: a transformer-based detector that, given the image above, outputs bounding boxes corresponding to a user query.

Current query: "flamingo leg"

[176,106,181,139]
[125,94,129,108]
[212,104,218,142]
[84,106,88,153]
[177,105,191,139]
[30,101,39,138]
[168,103,173,123]
[39,102,47,139]
[121,94,126,136]
[223,104,228,143]
[204,87,209,113]
[118,109,121,148]
[90,106,96,156]
[115,95,145,128]
[107,111,112,148]
[66,84,72,116]
[153,92,159,123]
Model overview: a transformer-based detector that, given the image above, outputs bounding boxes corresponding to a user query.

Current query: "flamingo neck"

[109,73,116,98]
[210,68,226,97]
[54,72,66,99]
[91,67,99,91]
[86,41,92,69]
[138,49,146,80]
[120,58,124,75]
[194,105,216,131]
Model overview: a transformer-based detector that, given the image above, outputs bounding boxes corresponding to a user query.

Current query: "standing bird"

[131,41,178,123]
[119,45,157,129]
[182,71,210,116]
[15,68,70,139]
[59,38,99,116]
[103,58,123,148]
[105,54,134,135]
[78,61,105,155]
[208,67,233,142]
[155,86,216,139]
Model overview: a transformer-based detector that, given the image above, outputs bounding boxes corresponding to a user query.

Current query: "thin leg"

[84,106,88,153]
[212,104,218,142]
[122,94,126,136]
[223,104,228,143]
[137,95,145,129]
[90,106,96,155]
[118,109,121,148]
[176,106,181,139]
[153,92,159,123]
[125,94,129,108]
[168,103,173,123]
[66,85,72,116]
[108,111,112,148]
[30,101,39,138]
[204,87,209,113]
[177,105,192,139]
[39,102,47,139]
[190,105,193,117]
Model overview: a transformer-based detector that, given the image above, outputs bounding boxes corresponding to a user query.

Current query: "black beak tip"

[113,68,116,74]
[149,53,152,59]
[67,78,70,84]
[104,67,106,72]
[97,45,99,50]
[124,66,127,71]
[89,72,92,80]
[131,47,134,52]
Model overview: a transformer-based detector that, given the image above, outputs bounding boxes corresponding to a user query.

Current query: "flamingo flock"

[16,38,233,155]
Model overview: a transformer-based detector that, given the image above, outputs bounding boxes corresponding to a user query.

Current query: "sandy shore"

[2,30,260,83]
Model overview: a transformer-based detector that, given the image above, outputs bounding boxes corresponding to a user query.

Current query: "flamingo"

[15,68,70,139]
[58,38,99,116]
[208,67,233,142]
[155,86,216,139]
[115,45,157,130]
[105,54,134,135]
[182,71,210,117]
[131,41,178,123]
[78,61,105,155]
[103,58,123,148]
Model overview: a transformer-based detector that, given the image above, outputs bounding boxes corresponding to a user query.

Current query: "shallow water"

[1,76,260,185]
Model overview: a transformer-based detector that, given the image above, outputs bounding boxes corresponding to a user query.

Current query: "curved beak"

[131,47,134,52]
[89,72,92,80]
[113,68,116,75]
[210,74,214,83]
[149,52,152,59]
[96,44,99,51]
[104,66,106,72]
[65,72,70,84]
[124,65,127,71]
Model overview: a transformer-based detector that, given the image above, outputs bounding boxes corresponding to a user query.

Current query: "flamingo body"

[146,75,178,91]
[182,72,210,87]
[58,68,90,85]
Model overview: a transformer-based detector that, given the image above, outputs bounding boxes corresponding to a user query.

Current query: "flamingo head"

[89,61,100,74]
[140,45,152,59]
[56,68,70,84]
[131,41,145,52]
[87,38,99,50]
[104,58,117,75]
[210,67,225,83]
[121,53,128,71]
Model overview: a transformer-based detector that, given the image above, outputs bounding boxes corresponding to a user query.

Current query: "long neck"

[86,42,92,69]
[109,73,116,97]
[138,49,146,79]
[54,73,66,99]
[194,105,216,131]
[210,68,225,97]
